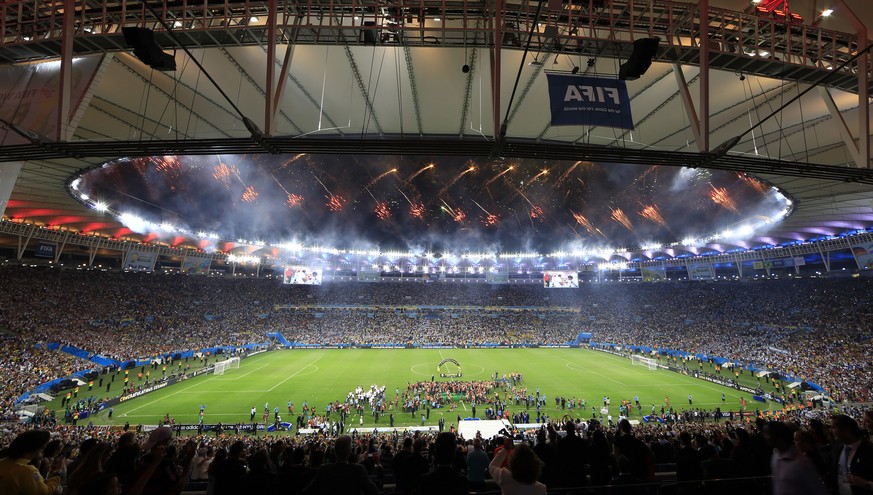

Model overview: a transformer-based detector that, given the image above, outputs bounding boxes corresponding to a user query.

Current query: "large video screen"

[543,271,579,288]
[283,266,323,285]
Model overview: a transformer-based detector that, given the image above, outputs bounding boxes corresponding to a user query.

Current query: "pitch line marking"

[563,361,627,387]
[267,355,324,392]
[212,363,271,381]
[121,377,213,415]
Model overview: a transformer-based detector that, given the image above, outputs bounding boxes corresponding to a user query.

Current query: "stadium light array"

[227,254,260,264]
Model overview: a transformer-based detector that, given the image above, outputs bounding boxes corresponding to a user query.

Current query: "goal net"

[213,357,240,376]
[631,355,659,371]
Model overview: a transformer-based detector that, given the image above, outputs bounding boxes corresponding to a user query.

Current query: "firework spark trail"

[278,153,307,170]
[438,166,476,196]
[312,174,332,195]
[737,173,768,194]
[439,199,456,216]
[471,200,491,215]
[523,169,549,188]
[709,184,740,214]
[639,204,667,227]
[404,163,434,183]
[395,187,414,206]
[571,211,606,238]
[484,166,514,187]
[512,186,535,207]
[365,168,398,189]
[611,208,633,230]
[269,165,306,207]
[556,161,583,186]
[269,173,291,195]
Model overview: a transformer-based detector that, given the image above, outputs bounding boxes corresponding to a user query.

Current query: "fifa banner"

[543,271,579,288]
[852,242,873,270]
[686,262,714,280]
[34,242,57,259]
[124,249,157,272]
[283,265,322,285]
[181,256,211,275]
[545,74,634,129]
[0,56,104,145]
[641,265,667,282]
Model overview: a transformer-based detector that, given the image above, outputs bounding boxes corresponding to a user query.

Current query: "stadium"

[1,0,873,494]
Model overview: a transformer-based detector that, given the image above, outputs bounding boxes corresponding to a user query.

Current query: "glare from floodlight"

[821,8,834,17]
[94,202,108,212]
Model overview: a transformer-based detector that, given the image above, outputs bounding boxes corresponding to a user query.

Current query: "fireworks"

[527,169,549,185]
[440,199,466,223]
[709,185,740,214]
[611,208,633,230]
[482,214,499,227]
[154,156,181,176]
[439,165,476,196]
[326,194,346,212]
[485,166,514,187]
[212,163,237,184]
[374,202,391,220]
[529,205,544,221]
[639,204,667,227]
[556,161,585,186]
[737,173,768,194]
[365,168,398,189]
[285,193,303,208]
[279,153,306,169]
[405,163,435,183]
[241,185,259,203]
[410,203,426,220]
[572,211,596,234]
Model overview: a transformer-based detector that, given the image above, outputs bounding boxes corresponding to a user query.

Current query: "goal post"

[630,355,659,371]
[213,356,240,376]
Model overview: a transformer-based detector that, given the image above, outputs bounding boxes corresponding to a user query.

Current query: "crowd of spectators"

[2,405,873,494]
[1,266,872,423]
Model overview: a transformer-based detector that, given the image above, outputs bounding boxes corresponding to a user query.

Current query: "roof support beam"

[672,63,704,152]
[828,0,870,168]
[55,231,70,264]
[264,0,278,135]
[697,0,710,152]
[17,228,34,260]
[57,0,75,142]
[491,0,504,140]
[817,87,863,168]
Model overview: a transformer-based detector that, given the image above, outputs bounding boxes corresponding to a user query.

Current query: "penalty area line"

[267,355,323,392]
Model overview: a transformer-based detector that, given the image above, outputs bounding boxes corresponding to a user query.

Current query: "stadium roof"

[1,0,873,259]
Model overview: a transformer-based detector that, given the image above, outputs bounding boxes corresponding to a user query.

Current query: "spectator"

[302,435,378,495]
[488,438,547,495]
[0,430,63,495]
[766,421,827,495]
[419,432,468,495]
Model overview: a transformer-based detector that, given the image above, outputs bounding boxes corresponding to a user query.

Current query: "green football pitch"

[65,348,782,427]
